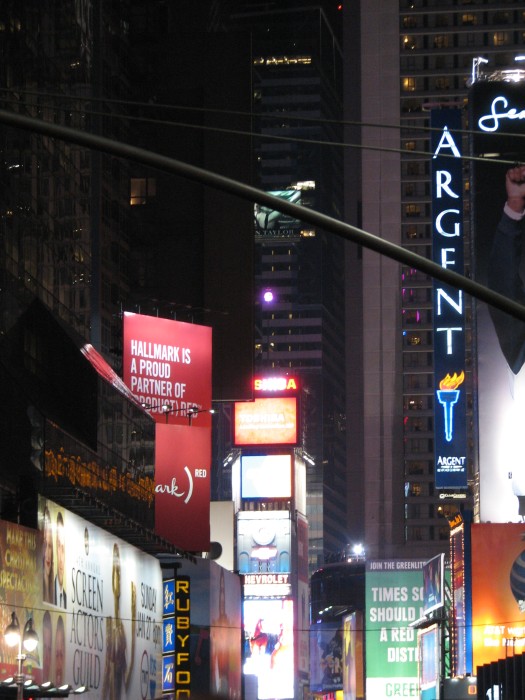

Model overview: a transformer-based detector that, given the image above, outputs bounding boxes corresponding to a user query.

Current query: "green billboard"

[365,560,426,698]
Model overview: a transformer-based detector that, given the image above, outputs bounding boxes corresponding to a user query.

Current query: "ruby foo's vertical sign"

[123,312,212,425]
[431,109,468,490]
[162,577,191,698]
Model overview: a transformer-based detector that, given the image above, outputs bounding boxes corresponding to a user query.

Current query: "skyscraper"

[345,0,525,559]
[213,2,347,570]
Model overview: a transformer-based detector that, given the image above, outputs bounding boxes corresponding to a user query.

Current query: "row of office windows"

[402,10,524,30]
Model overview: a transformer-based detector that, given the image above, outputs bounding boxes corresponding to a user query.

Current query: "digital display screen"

[241,454,292,499]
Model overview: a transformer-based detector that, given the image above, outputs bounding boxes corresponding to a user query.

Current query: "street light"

[4,612,39,700]
[141,402,215,424]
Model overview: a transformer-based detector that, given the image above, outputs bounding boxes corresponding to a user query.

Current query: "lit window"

[405,204,421,217]
[461,14,476,26]
[130,177,156,206]
[403,77,416,92]
[493,31,510,47]
[433,35,449,49]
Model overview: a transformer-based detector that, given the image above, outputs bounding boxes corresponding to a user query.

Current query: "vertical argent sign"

[431,109,468,489]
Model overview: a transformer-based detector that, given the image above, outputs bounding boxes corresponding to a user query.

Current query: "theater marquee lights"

[431,109,467,490]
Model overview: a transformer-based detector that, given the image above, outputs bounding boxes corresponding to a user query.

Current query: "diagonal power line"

[1,108,524,322]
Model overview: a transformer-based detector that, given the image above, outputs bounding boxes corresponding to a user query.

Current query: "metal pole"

[0,109,524,322]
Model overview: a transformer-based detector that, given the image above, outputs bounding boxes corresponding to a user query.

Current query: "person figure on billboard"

[487,165,525,516]
[55,615,65,687]
[54,511,67,608]
[102,543,136,700]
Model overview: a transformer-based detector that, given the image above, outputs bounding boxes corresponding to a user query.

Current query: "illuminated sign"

[241,454,292,499]
[237,511,291,577]
[243,573,292,598]
[471,524,525,668]
[234,397,298,446]
[365,560,425,698]
[162,580,175,693]
[422,554,445,616]
[477,95,525,132]
[174,577,191,699]
[243,598,295,699]
[254,190,303,239]
[431,109,467,489]
[254,376,298,393]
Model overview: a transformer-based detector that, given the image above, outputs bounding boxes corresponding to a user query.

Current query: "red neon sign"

[253,376,298,392]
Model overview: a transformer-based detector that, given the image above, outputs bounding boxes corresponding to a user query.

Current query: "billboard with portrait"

[234,397,298,446]
[470,79,525,522]
[243,598,294,700]
[38,497,163,700]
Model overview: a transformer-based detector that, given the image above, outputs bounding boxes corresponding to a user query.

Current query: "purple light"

[263,290,274,303]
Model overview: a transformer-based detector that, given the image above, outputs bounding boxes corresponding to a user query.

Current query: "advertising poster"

[210,565,242,699]
[254,190,302,238]
[470,80,525,522]
[471,523,525,667]
[431,108,467,490]
[422,553,444,616]
[240,454,292,499]
[122,312,212,425]
[309,620,343,692]
[237,511,291,577]
[343,612,364,700]
[297,515,310,676]
[243,598,294,700]
[418,625,440,700]
[365,559,425,699]
[155,424,211,552]
[0,520,40,681]
[234,397,298,446]
[38,498,163,700]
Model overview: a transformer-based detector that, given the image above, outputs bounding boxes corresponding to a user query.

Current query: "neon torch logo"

[437,371,465,442]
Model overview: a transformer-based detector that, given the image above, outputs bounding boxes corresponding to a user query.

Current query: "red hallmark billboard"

[155,424,211,551]
[123,312,212,425]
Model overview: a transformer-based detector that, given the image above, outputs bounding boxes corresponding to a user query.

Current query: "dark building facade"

[211,3,348,571]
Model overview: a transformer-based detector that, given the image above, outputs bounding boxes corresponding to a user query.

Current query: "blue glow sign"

[431,109,467,489]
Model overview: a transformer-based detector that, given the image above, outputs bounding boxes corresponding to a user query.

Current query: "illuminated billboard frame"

[241,453,292,499]
[234,397,298,446]
[431,108,468,490]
